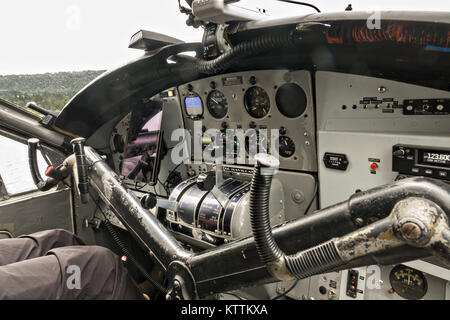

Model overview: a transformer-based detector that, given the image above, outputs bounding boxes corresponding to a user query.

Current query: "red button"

[370,163,378,170]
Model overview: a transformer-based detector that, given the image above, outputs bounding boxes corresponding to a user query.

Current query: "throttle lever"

[71,137,90,204]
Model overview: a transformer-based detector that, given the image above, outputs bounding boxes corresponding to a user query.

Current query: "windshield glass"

[0,1,448,75]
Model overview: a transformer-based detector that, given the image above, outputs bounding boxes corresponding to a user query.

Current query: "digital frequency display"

[420,150,450,168]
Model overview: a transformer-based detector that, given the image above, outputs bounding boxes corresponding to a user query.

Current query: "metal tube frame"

[84,147,450,299]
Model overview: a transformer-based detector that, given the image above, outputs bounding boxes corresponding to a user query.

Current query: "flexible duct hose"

[195,29,297,74]
[249,154,344,280]
[249,160,284,264]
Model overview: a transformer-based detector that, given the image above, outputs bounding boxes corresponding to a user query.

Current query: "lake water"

[0,135,48,195]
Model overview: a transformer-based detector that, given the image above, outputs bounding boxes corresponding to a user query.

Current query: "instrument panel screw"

[377,86,387,93]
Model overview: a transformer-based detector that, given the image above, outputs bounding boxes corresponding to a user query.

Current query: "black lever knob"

[196,172,216,191]
[141,193,157,210]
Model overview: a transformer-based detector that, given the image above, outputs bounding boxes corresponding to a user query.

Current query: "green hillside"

[0,70,105,112]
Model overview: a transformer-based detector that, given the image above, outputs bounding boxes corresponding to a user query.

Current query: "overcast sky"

[0,0,448,75]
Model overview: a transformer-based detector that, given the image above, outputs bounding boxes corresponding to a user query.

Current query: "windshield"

[0,1,448,75]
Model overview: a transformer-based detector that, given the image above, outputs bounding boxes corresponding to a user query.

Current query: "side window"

[0,135,47,197]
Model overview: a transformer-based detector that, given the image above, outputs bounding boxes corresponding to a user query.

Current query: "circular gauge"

[389,265,428,300]
[275,83,307,118]
[245,130,268,155]
[244,86,271,118]
[184,92,203,119]
[207,90,228,119]
[277,136,296,158]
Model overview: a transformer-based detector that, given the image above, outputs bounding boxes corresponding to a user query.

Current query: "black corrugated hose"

[195,29,297,74]
[249,154,344,280]
[249,162,284,264]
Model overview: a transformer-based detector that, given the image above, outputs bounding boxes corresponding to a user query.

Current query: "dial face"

[184,92,203,119]
[277,136,296,158]
[275,83,307,118]
[207,90,228,119]
[244,86,270,119]
[389,265,428,300]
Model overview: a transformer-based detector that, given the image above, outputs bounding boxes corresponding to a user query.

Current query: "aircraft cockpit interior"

[0,0,449,302]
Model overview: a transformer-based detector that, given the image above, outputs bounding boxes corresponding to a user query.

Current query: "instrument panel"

[178,70,317,172]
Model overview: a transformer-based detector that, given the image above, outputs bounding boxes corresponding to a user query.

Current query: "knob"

[141,193,157,209]
[249,121,257,129]
[393,149,405,157]
[113,134,125,153]
[279,127,287,135]
[196,172,216,191]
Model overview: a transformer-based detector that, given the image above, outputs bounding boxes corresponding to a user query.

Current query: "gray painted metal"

[0,188,74,237]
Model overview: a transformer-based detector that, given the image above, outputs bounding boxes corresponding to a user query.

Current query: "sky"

[0,0,448,75]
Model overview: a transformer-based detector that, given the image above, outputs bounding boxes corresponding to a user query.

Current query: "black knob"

[279,127,287,135]
[197,172,216,191]
[393,149,405,157]
[249,76,257,85]
[141,193,157,209]
[113,134,125,153]
[249,121,257,129]
[187,84,194,92]
[221,122,229,130]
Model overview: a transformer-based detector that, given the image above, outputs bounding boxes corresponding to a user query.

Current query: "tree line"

[0,70,105,112]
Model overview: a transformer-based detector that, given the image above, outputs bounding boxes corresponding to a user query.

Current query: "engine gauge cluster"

[178,70,317,173]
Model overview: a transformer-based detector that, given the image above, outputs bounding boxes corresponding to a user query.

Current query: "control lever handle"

[71,138,90,204]
[27,138,58,191]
